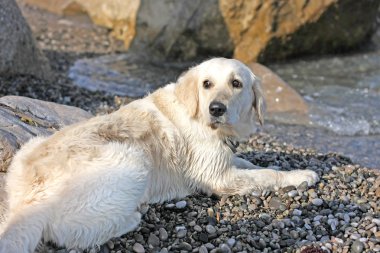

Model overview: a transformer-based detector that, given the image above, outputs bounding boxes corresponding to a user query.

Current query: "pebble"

[206,225,217,234]
[177,229,187,238]
[351,240,365,253]
[194,225,203,232]
[311,198,324,206]
[227,238,236,247]
[175,200,187,209]
[287,190,298,197]
[293,209,302,216]
[199,245,208,253]
[179,242,192,251]
[148,233,160,247]
[159,228,168,241]
[133,243,145,253]
[165,203,175,209]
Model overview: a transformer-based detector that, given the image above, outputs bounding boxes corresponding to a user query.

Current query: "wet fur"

[0,58,318,252]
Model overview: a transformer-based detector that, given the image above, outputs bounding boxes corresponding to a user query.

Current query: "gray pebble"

[106,240,114,250]
[227,238,236,247]
[148,233,160,247]
[194,225,203,232]
[199,245,208,253]
[179,242,192,251]
[351,240,365,253]
[293,209,302,216]
[165,203,175,209]
[311,198,324,206]
[159,228,168,241]
[160,248,168,253]
[205,243,215,250]
[206,225,217,234]
[175,200,187,209]
[133,243,145,253]
[288,190,298,197]
[177,229,187,238]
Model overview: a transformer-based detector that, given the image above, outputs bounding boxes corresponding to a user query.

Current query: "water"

[269,51,380,136]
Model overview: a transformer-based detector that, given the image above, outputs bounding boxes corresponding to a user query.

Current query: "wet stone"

[132,243,145,253]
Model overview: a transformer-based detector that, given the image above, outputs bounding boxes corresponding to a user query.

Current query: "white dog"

[0,58,318,252]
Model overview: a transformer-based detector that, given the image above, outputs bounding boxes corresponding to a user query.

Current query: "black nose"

[209,101,227,117]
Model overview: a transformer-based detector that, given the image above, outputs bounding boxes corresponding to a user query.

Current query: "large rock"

[25,0,379,62]
[25,0,141,48]
[248,63,309,124]
[220,0,380,62]
[0,96,92,172]
[0,0,51,79]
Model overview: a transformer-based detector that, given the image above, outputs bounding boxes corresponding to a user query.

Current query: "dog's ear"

[175,68,199,118]
[252,76,265,125]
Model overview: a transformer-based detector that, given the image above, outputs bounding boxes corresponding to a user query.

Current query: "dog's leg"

[232,156,262,169]
[214,167,319,195]
[0,205,48,253]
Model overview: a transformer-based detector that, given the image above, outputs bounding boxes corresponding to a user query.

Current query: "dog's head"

[175,58,265,139]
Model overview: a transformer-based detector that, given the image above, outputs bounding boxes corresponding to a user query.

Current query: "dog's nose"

[209,101,226,117]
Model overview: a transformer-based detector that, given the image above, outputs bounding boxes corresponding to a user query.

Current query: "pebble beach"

[1,3,379,253]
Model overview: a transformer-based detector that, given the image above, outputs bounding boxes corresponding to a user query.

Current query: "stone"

[227,238,236,248]
[0,0,51,80]
[147,233,160,247]
[25,0,140,49]
[248,63,309,124]
[179,242,192,251]
[175,200,187,209]
[206,225,217,234]
[0,96,92,172]
[351,240,364,253]
[311,198,324,206]
[26,0,379,62]
[132,243,145,253]
[159,228,168,241]
[220,0,379,62]
[199,245,208,253]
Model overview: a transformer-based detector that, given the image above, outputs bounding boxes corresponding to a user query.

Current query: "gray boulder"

[0,0,51,80]
[0,96,92,172]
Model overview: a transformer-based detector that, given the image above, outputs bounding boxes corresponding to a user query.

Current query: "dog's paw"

[282,169,319,188]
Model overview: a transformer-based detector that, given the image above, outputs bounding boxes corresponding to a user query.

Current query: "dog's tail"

[0,205,48,253]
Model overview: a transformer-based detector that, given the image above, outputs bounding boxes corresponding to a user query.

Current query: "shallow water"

[266,42,380,168]
[269,50,380,136]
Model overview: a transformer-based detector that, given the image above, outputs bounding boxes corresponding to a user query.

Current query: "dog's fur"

[0,58,318,252]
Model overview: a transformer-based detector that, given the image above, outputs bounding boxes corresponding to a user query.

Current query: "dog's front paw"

[282,169,319,188]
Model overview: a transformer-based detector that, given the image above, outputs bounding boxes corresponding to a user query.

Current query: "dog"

[0,58,319,252]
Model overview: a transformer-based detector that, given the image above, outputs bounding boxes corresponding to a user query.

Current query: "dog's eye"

[203,80,212,89]
[232,79,242,88]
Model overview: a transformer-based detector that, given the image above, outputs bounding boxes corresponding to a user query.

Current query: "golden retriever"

[0,58,318,252]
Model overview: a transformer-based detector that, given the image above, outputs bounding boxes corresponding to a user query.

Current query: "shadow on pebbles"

[39,134,380,253]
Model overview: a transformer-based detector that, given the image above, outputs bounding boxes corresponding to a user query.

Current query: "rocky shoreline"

[0,2,379,253]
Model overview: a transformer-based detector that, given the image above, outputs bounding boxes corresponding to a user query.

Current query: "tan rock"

[248,63,309,124]
[24,0,379,62]
[25,0,140,48]
[220,0,379,63]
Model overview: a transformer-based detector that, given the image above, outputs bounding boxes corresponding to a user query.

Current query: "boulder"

[220,0,380,62]
[0,0,51,80]
[25,0,379,62]
[0,96,92,172]
[25,0,141,48]
[248,63,310,124]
